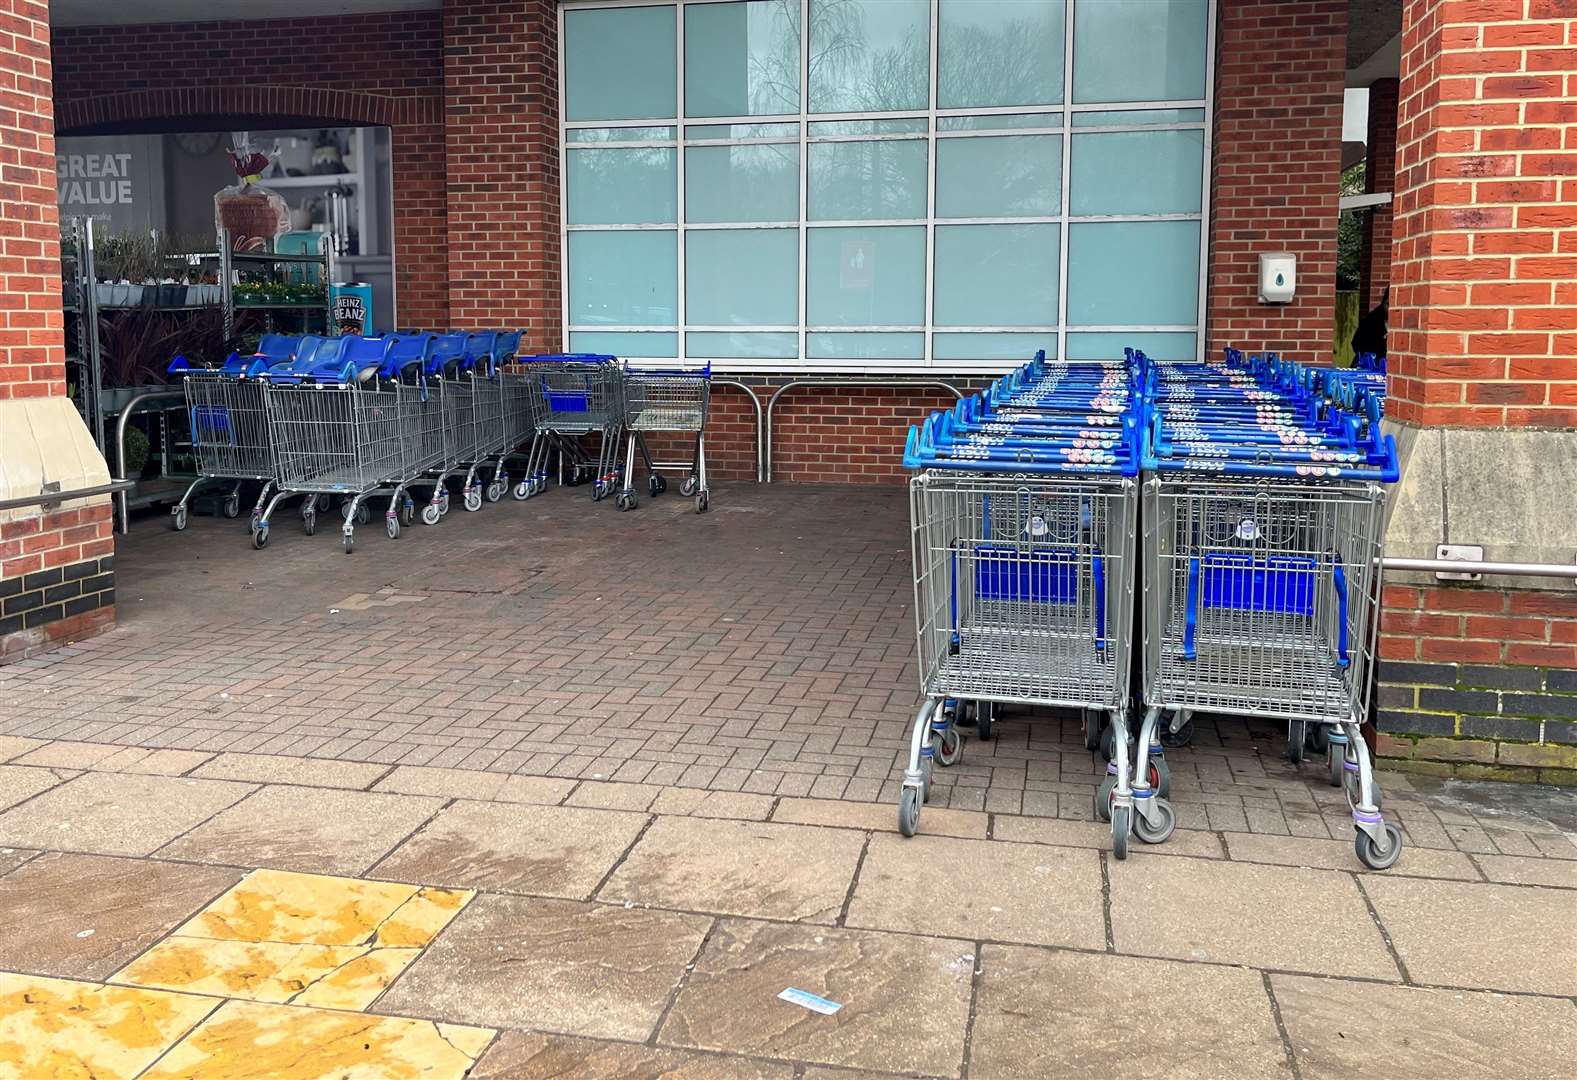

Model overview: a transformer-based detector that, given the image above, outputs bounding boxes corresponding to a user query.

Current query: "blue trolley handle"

[1332,555,1351,667]
[1183,556,1201,660]
[1092,550,1106,652]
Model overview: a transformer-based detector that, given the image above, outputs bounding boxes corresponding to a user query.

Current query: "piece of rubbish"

[778,988,842,1015]
[76,929,95,939]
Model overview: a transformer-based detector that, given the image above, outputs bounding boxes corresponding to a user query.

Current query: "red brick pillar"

[1376,0,1577,779]
[441,0,561,350]
[0,0,114,660]
[1359,77,1399,312]
[1206,0,1347,361]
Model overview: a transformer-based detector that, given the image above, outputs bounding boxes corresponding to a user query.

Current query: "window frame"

[558,0,1217,373]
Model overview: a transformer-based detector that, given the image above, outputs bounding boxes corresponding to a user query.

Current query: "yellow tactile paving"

[114,868,472,1010]
[0,972,215,1080]
[138,999,494,1080]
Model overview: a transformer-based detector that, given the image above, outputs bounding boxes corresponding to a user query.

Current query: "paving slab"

[0,852,241,979]
[0,734,45,762]
[372,766,575,804]
[376,894,710,1041]
[1471,852,1577,889]
[139,999,493,1080]
[12,741,130,769]
[1224,832,1480,880]
[599,816,866,923]
[190,752,390,789]
[1108,856,1399,980]
[661,918,973,1077]
[0,763,67,811]
[846,834,1105,949]
[565,781,662,811]
[1363,876,1577,995]
[0,772,254,856]
[991,814,1223,857]
[116,936,424,1010]
[970,946,1290,1079]
[0,972,217,1080]
[0,845,36,876]
[471,1032,793,1079]
[373,800,647,899]
[156,784,445,875]
[78,746,215,776]
[772,796,989,839]
[1273,974,1577,1080]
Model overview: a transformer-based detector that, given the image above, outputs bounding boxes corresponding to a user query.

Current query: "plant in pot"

[97,307,183,393]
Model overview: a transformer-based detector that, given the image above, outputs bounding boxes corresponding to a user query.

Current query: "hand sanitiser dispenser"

[1258,252,1296,303]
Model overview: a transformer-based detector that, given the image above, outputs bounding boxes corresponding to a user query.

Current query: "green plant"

[97,308,184,386]
[1336,162,1365,292]
[119,425,150,477]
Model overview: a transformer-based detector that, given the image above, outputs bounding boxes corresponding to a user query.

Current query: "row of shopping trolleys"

[168,333,713,553]
[899,347,1404,869]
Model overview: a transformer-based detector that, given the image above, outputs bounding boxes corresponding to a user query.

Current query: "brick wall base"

[0,553,116,661]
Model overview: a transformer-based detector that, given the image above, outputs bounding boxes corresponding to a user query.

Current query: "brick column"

[442,0,561,350]
[1359,77,1399,312]
[1206,0,1347,361]
[1376,0,1577,779]
[0,0,114,661]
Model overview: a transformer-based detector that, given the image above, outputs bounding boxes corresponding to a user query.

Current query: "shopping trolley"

[899,352,1144,849]
[511,353,624,501]
[166,334,315,532]
[375,332,446,536]
[1138,346,1403,869]
[483,330,532,499]
[615,363,711,513]
[254,335,404,553]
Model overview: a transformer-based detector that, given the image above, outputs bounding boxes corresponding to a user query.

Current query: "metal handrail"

[712,379,765,483]
[1381,557,1577,580]
[114,388,186,534]
[0,479,135,513]
[764,378,966,482]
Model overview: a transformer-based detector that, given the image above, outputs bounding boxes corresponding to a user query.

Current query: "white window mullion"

[1057,0,1076,364]
[797,0,809,366]
[923,0,939,370]
[675,6,687,364]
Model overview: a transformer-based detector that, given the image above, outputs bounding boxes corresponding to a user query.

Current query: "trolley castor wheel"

[421,504,442,526]
[343,534,355,555]
[935,726,962,767]
[898,787,921,837]
[615,492,636,512]
[1134,798,1177,845]
[1328,743,1345,787]
[1095,775,1117,823]
[1355,822,1403,870]
[1286,720,1306,764]
[1084,708,1103,752]
[1147,756,1171,799]
[975,701,994,742]
[680,475,699,497]
[696,491,709,513]
[1111,803,1132,860]
[1161,714,1194,749]
[386,516,399,540]
[252,525,270,550]
[649,475,666,496]
[222,495,240,519]
[486,480,504,503]
[437,491,451,516]
[513,481,531,500]
[171,506,188,532]
[400,501,415,528]
[303,513,316,537]
[463,489,483,513]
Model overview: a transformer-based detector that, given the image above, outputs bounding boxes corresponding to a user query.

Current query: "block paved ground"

[0,483,1575,1077]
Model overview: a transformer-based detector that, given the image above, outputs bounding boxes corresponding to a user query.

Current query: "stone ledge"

[1378,730,1577,780]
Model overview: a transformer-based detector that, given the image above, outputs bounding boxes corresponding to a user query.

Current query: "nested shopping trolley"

[1139,349,1403,869]
[615,363,711,513]
[512,353,624,501]
[900,354,1144,846]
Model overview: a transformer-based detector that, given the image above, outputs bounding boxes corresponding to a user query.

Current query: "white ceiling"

[50,0,439,27]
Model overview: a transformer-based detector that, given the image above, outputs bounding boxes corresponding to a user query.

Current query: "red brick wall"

[1387,0,1577,427]
[51,11,450,329]
[0,0,64,399]
[442,0,560,350]
[1206,0,1347,362]
[1382,582,1577,669]
[1360,77,1399,312]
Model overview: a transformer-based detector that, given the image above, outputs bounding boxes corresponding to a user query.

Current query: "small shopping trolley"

[615,363,711,513]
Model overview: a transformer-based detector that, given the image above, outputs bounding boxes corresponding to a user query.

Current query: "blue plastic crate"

[1201,552,1316,617]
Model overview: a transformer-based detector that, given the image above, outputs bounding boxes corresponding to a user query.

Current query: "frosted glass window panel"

[1069,130,1203,215]
[687,331,799,358]
[933,225,1059,327]
[938,113,1061,131]
[1066,221,1201,326]
[937,0,1065,108]
[808,139,927,220]
[1071,108,1205,127]
[1066,331,1196,362]
[685,0,801,117]
[569,331,679,358]
[564,6,677,121]
[808,0,930,113]
[685,229,799,326]
[1072,0,1208,105]
[808,118,927,136]
[566,148,677,226]
[933,333,1057,362]
[807,332,925,359]
[807,226,926,326]
[567,127,676,143]
[686,144,800,223]
[568,231,678,327]
[935,135,1061,218]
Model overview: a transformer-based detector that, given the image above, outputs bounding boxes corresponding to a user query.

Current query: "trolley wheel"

[386,517,400,541]
[898,787,921,837]
[1148,757,1171,799]
[975,701,994,742]
[1309,723,1330,754]
[463,490,483,513]
[935,726,962,767]
[1328,743,1345,788]
[615,492,636,512]
[680,475,699,497]
[486,480,504,503]
[303,513,316,537]
[355,503,371,526]
[513,481,531,501]
[1095,775,1116,823]
[1355,822,1404,871]
[252,525,269,550]
[1111,804,1132,861]
[1100,722,1123,763]
[400,502,415,528]
[1134,799,1177,845]
[421,504,442,526]
[1286,720,1306,764]
[1084,708,1103,753]
[222,495,240,519]
[920,756,933,804]
[591,481,604,502]
[696,491,709,514]
[1160,715,1194,749]
[437,492,451,516]
[171,506,188,532]
[344,534,355,555]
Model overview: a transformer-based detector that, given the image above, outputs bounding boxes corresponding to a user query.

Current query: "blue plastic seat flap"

[972,546,1080,605]
[1201,553,1316,617]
